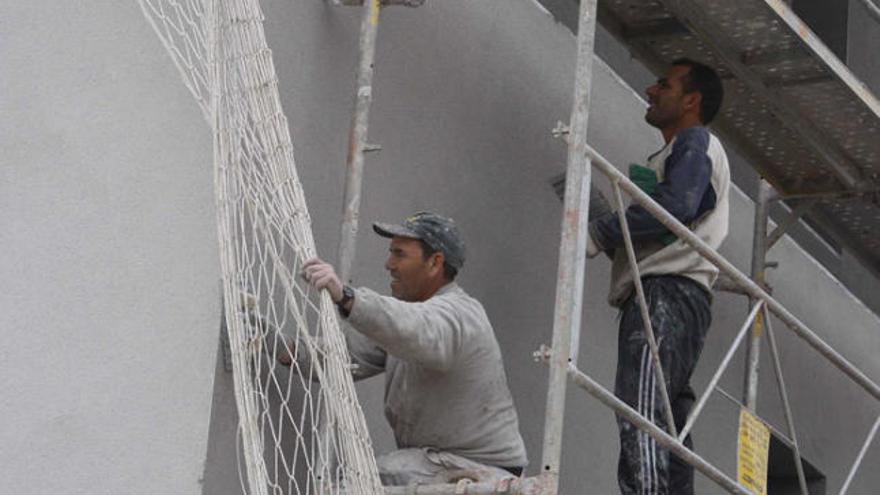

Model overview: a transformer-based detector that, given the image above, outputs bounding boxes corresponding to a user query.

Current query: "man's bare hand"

[277,338,294,366]
[301,257,344,303]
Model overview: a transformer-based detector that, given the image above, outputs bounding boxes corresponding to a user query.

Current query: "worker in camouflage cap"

[373,211,466,273]
[297,210,527,485]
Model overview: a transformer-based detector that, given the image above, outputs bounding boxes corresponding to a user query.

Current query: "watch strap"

[336,285,354,317]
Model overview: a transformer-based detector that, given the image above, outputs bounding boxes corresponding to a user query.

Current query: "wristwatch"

[336,285,355,317]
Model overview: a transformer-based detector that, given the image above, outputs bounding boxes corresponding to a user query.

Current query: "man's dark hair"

[418,239,458,281]
[672,58,724,125]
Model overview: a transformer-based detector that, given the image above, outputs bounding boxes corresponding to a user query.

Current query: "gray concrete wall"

[0,2,220,494]
[3,1,878,495]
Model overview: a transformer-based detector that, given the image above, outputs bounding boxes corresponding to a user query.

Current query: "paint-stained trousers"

[376,448,516,486]
[615,275,712,495]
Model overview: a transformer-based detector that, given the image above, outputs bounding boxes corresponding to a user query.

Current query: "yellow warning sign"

[737,408,770,495]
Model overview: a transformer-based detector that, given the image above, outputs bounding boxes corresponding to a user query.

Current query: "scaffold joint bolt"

[551,121,570,139]
[533,344,552,363]
[363,143,382,152]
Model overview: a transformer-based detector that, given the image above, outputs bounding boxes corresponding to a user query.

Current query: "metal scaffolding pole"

[324,0,385,482]
[612,183,678,436]
[678,301,764,442]
[743,179,772,410]
[540,0,598,492]
[338,0,382,282]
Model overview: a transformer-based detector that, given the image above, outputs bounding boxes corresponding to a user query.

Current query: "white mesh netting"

[137,1,383,493]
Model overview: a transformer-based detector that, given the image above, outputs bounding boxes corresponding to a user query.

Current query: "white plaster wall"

[1,2,220,494]
[3,1,878,495]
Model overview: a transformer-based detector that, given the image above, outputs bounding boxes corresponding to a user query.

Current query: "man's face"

[645,64,695,129]
[384,236,442,302]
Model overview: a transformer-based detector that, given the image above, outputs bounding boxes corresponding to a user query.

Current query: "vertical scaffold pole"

[743,178,771,409]
[540,0,598,492]
[338,0,382,282]
[323,0,382,482]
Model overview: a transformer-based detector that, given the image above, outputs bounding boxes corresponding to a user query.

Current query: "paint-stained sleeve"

[345,287,463,371]
[589,127,716,251]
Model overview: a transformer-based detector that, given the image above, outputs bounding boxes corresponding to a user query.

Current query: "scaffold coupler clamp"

[551,121,570,142]
[533,344,552,364]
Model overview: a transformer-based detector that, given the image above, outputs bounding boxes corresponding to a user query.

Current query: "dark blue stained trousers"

[615,275,712,495]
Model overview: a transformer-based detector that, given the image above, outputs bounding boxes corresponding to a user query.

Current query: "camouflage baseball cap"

[372,211,466,270]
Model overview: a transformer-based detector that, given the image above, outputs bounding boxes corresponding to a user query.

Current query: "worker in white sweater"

[586,58,729,495]
[300,211,527,486]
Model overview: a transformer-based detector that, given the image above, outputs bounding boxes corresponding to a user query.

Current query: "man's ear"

[430,252,445,276]
[684,92,702,117]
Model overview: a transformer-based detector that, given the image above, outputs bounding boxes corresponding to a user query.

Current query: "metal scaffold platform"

[597,0,880,272]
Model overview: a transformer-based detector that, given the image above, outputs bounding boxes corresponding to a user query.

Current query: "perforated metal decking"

[597,0,880,271]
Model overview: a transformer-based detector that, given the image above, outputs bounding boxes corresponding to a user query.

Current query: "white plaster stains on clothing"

[616,277,709,494]
[375,448,515,486]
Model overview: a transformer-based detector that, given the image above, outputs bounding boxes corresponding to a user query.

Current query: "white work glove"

[301,257,344,303]
[586,231,601,258]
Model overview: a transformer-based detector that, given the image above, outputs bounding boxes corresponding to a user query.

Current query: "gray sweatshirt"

[344,283,528,468]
